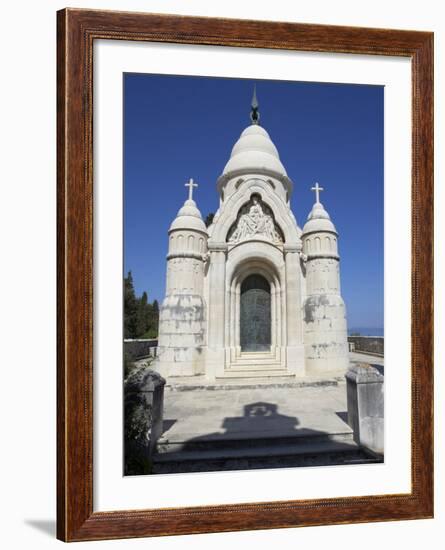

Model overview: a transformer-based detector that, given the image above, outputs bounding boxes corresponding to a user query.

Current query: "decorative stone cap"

[302,201,337,235]
[222,124,287,179]
[345,363,384,384]
[169,198,208,233]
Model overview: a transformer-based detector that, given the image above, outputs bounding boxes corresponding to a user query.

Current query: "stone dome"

[222,124,287,177]
[302,201,337,234]
[169,199,208,233]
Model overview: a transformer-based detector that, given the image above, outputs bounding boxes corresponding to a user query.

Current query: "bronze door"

[240,274,271,352]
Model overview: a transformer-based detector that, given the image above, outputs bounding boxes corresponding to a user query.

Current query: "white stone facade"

[156,120,349,380]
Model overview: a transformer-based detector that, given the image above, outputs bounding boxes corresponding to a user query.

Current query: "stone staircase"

[224,350,286,378]
[151,378,383,474]
[152,417,379,474]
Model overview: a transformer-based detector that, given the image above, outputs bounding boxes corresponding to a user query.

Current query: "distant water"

[348,327,384,337]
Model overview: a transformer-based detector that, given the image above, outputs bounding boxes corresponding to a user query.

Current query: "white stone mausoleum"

[155,93,349,381]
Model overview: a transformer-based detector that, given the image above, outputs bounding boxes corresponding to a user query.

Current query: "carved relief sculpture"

[228,195,283,244]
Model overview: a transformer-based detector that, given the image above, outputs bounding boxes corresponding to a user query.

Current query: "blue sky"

[124,73,384,330]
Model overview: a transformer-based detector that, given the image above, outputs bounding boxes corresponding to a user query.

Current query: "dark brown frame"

[57,8,434,542]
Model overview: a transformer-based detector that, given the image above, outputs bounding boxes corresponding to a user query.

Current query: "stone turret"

[301,184,349,373]
[156,179,208,377]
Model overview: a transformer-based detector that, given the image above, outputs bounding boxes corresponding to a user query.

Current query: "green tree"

[150,300,159,337]
[124,271,138,338]
[204,212,214,227]
[124,272,160,339]
[135,291,149,338]
[141,298,158,339]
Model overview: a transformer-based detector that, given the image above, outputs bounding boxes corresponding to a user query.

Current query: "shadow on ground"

[154,401,380,474]
[336,411,348,423]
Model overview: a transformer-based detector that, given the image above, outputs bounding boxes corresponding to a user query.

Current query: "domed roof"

[169,199,208,233]
[302,201,337,234]
[222,124,287,177]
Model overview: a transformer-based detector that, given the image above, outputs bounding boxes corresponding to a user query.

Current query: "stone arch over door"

[225,245,286,369]
[209,180,302,245]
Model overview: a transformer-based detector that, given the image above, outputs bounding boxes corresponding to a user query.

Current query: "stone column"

[235,284,240,352]
[271,281,276,350]
[206,243,227,379]
[284,244,305,375]
[228,280,236,359]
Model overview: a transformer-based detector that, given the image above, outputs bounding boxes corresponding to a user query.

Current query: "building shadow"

[179,401,355,448]
[336,411,348,423]
[152,401,380,473]
[162,419,177,434]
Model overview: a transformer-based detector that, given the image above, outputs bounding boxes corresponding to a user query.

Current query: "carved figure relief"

[227,195,284,244]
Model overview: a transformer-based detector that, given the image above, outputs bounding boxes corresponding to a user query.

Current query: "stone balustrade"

[124,338,158,361]
[347,336,384,357]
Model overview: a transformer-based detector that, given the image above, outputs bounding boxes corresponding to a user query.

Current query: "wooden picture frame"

[57,8,434,542]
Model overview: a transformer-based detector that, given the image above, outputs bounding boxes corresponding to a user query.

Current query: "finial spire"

[311,182,324,204]
[185,178,198,201]
[250,84,260,125]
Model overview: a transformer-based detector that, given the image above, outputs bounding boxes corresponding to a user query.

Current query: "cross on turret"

[311,182,324,204]
[185,178,198,201]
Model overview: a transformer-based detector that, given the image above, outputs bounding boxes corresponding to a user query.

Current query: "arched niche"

[210,179,301,245]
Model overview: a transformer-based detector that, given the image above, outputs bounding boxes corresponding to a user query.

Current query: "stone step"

[219,369,295,379]
[165,376,344,390]
[227,361,283,369]
[151,429,381,473]
[236,352,277,359]
[154,437,357,463]
[230,358,282,366]
[157,428,354,455]
[151,447,379,473]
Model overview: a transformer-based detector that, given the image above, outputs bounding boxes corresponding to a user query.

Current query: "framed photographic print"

[57,8,433,542]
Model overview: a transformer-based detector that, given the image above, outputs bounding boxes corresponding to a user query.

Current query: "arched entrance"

[240,274,271,352]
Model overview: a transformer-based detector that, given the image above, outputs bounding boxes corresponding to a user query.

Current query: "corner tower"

[301,184,349,373]
[156,179,208,377]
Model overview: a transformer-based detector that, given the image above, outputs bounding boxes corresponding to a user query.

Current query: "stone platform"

[152,353,383,473]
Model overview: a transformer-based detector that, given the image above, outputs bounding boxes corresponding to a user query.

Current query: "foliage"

[124,384,153,475]
[124,366,165,476]
[124,271,138,338]
[123,271,159,339]
[124,351,136,379]
[204,212,215,227]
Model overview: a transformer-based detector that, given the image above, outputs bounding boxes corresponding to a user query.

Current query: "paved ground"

[160,352,383,444]
[161,382,351,444]
[151,352,384,472]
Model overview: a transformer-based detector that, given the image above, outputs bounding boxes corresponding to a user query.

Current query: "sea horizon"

[348,327,384,337]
